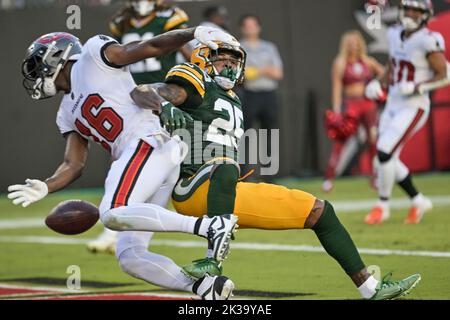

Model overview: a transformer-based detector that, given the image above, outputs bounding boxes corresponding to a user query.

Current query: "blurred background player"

[200,4,230,31]
[109,0,191,84]
[88,0,191,253]
[188,4,230,50]
[323,30,385,192]
[239,14,284,181]
[365,0,449,225]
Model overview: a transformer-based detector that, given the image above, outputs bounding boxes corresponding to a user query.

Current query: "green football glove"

[160,102,193,134]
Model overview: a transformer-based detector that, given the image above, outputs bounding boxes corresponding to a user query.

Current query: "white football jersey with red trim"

[56,35,165,160]
[387,25,445,108]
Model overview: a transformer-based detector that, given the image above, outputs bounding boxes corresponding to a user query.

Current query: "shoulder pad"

[166,63,205,97]
[164,7,189,31]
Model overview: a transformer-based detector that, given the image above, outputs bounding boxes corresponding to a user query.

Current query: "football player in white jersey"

[7,27,241,300]
[365,0,450,225]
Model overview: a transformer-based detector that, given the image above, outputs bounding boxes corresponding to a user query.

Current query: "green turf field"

[0,173,449,300]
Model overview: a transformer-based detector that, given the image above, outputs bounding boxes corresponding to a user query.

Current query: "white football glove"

[7,179,49,207]
[365,79,384,100]
[398,81,417,96]
[194,26,240,50]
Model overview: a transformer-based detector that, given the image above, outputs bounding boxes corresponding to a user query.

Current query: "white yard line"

[22,292,196,300]
[0,283,84,293]
[333,195,450,212]
[0,235,449,258]
[1,195,449,231]
[0,218,44,230]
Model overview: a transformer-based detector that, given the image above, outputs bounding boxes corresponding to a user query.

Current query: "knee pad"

[377,150,392,163]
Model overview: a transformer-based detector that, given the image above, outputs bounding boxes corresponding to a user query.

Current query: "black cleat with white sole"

[193,274,235,300]
[207,214,238,262]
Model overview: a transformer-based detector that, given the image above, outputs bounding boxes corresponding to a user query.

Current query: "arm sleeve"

[165,63,205,107]
[424,32,446,55]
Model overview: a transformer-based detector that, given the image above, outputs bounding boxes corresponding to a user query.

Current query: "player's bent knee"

[304,199,325,229]
[311,200,339,232]
[101,208,124,231]
[377,150,392,163]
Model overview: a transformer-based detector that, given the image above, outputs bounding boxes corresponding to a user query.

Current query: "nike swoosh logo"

[174,165,213,196]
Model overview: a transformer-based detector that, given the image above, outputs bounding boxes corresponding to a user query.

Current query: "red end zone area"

[0,284,193,300]
[35,293,190,300]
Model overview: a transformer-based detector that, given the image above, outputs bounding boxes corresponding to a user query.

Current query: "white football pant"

[98,138,197,292]
[376,100,429,201]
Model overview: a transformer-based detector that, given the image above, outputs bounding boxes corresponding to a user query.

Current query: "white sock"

[376,199,389,210]
[197,218,211,238]
[206,248,214,258]
[378,158,396,200]
[412,193,424,206]
[358,275,379,299]
[102,203,198,234]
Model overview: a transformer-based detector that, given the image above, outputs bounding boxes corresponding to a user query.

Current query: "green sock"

[312,200,365,275]
[207,164,239,217]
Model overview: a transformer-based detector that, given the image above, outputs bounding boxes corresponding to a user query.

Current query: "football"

[45,200,99,235]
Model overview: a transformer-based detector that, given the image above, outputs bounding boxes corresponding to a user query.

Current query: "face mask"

[219,66,238,81]
[214,76,236,90]
[31,77,57,100]
[399,9,421,31]
[213,65,238,90]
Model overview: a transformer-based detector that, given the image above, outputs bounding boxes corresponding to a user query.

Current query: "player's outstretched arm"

[45,132,89,193]
[105,26,239,67]
[7,133,88,207]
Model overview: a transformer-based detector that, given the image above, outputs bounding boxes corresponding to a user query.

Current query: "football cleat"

[86,229,117,254]
[405,196,433,224]
[364,206,390,225]
[207,214,238,262]
[193,274,235,300]
[370,272,421,300]
[182,258,223,280]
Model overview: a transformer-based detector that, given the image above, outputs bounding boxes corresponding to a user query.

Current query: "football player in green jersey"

[87,0,192,252]
[130,41,422,300]
[110,0,191,84]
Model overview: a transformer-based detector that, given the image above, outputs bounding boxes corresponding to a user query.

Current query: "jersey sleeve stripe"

[169,67,204,86]
[167,71,206,97]
[164,10,189,30]
[177,65,204,83]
